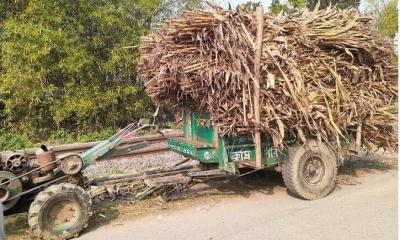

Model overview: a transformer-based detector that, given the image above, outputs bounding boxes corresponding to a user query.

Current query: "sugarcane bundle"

[138,6,397,150]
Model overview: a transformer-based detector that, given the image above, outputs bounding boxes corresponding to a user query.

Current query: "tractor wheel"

[28,183,92,240]
[282,140,337,200]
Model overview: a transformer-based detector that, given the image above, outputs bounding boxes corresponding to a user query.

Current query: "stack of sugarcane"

[138,5,398,150]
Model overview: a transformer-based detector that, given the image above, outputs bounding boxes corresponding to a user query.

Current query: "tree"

[0,0,28,22]
[370,0,398,38]
[306,0,360,10]
[0,0,159,139]
[153,0,206,23]
[269,0,290,14]
[269,0,305,14]
[241,1,261,11]
[0,0,206,140]
[269,0,360,15]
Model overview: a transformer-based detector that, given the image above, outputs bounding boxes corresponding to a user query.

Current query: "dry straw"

[139,6,398,151]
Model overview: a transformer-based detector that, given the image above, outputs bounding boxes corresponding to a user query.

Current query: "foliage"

[268,0,360,15]
[0,127,116,151]
[153,0,206,23]
[48,128,114,144]
[76,129,115,143]
[0,0,161,141]
[374,0,398,38]
[241,1,261,11]
[269,0,290,14]
[0,0,28,22]
[0,128,32,151]
[269,0,305,14]
[306,0,360,10]
[0,0,204,149]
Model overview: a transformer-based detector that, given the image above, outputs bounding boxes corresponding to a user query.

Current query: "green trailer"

[168,111,341,200]
[168,112,287,172]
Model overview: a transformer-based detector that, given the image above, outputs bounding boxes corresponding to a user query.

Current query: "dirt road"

[78,171,397,240]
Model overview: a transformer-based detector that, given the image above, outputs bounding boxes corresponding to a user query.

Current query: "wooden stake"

[254,6,264,169]
[356,123,362,150]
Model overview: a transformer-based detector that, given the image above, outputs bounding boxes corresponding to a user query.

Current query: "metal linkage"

[0,124,172,205]
[7,176,68,201]
[81,123,159,167]
[0,158,60,187]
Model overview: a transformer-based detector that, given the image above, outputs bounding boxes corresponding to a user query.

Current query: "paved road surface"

[78,171,397,240]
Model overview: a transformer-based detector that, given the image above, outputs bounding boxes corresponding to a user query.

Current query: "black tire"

[282,140,337,200]
[28,183,92,239]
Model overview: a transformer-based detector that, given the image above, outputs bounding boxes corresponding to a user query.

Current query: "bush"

[0,128,117,151]
[0,0,155,139]
[47,129,115,144]
[0,128,32,151]
[76,129,115,143]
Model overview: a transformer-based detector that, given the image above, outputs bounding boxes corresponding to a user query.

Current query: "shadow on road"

[185,169,286,199]
[183,153,397,200]
[336,154,397,185]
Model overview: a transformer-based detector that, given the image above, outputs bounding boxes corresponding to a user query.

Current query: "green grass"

[4,213,29,238]
[0,129,32,151]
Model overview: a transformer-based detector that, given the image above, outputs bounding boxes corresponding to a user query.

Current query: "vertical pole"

[254,6,264,169]
[356,123,362,150]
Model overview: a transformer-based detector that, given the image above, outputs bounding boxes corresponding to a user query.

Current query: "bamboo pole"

[356,123,362,150]
[254,6,264,169]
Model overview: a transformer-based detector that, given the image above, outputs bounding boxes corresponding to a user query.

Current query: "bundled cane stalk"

[138,6,398,150]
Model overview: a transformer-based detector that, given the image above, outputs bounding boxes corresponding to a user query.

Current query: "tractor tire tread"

[28,183,92,240]
[282,140,337,200]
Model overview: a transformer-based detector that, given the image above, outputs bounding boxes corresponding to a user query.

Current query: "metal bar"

[222,168,261,184]
[0,158,60,187]
[1,131,183,160]
[82,124,163,166]
[96,142,149,160]
[98,145,170,161]
[81,137,125,166]
[169,157,190,169]
[123,124,158,141]
[254,6,264,169]
[7,176,68,201]
[81,124,137,162]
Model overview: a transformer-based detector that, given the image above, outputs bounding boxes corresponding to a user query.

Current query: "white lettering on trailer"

[230,150,251,161]
[264,147,278,158]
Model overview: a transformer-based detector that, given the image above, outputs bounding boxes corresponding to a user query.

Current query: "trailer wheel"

[282,140,337,200]
[28,183,92,239]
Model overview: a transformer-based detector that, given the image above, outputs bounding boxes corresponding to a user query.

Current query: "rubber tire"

[282,140,337,200]
[28,183,92,240]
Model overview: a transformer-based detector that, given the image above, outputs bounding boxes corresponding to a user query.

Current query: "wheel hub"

[5,154,28,173]
[0,187,10,202]
[47,200,80,232]
[0,171,23,210]
[303,157,325,185]
[60,155,83,175]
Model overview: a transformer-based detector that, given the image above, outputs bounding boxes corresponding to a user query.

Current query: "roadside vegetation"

[0,0,197,150]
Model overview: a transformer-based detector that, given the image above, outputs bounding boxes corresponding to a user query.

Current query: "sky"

[213,0,370,12]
